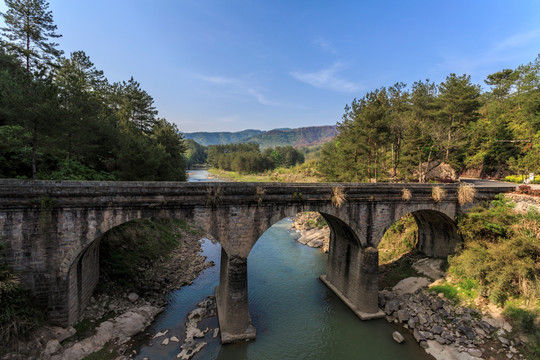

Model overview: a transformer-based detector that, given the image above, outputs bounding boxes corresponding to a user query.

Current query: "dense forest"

[206,143,304,173]
[0,0,187,181]
[318,59,540,182]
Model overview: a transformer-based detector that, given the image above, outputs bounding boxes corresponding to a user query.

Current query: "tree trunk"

[32,123,37,180]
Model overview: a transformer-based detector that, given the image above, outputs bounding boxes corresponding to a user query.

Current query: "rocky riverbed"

[381,277,522,360]
[2,228,214,360]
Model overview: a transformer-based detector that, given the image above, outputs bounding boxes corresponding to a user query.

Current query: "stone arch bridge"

[0,180,511,343]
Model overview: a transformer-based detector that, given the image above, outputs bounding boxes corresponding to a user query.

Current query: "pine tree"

[1,0,63,73]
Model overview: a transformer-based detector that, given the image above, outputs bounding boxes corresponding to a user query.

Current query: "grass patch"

[503,302,540,358]
[429,284,458,301]
[82,341,117,360]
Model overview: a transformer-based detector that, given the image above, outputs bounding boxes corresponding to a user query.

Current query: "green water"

[134,218,433,360]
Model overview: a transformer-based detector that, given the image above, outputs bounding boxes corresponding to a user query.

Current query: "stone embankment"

[292,212,330,252]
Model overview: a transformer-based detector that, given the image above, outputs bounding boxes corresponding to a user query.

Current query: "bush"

[505,174,540,184]
[450,197,540,306]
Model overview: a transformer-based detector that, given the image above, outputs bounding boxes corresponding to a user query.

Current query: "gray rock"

[417,312,430,325]
[468,348,483,357]
[384,300,400,316]
[413,329,426,343]
[128,292,139,303]
[407,317,416,329]
[396,309,410,323]
[435,335,445,345]
[432,325,444,335]
[392,331,405,344]
[43,340,62,356]
[457,324,476,340]
[499,336,510,346]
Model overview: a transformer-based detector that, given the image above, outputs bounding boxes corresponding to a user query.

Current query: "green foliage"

[503,302,540,357]
[38,159,116,181]
[450,198,540,306]
[379,214,418,264]
[0,10,187,181]
[99,218,187,288]
[207,143,304,174]
[506,174,540,184]
[429,284,459,301]
[0,242,44,349]
[185,139,207,167]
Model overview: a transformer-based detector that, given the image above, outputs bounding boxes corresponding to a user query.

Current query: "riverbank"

[1,224,214,360]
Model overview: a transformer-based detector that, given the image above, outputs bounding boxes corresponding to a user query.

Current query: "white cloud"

[313,38,337,54]
[290,62,361,93]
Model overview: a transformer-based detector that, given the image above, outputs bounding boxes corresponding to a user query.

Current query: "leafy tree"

[0,0,62,73]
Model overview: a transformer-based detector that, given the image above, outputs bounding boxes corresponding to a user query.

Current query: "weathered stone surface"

[0,179,509,346]
[393,277,431,295]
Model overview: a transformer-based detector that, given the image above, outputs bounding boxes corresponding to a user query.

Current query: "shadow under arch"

[64,217,208,326]
[410,210,461,258]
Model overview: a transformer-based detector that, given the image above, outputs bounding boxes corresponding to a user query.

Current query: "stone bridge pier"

[0,180,512,344]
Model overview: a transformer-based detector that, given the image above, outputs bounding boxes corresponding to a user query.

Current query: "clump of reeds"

[457,184,476,205]
[205,185,223,207]
[331,186,346,208]
[401,188,412,201]
[255,186,266,205]
[432,186,446,202]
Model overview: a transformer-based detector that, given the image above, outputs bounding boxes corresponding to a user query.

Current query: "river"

[134,170,432,360]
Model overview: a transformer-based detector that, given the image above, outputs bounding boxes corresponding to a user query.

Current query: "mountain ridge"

[183,125,336,149]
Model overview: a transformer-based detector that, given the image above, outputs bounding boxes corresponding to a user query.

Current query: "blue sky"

[2,1,540,132]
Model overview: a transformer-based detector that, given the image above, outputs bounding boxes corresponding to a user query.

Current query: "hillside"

[183,125,337,149]
[182,129,264,146]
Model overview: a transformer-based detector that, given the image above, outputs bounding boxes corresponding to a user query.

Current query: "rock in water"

[393,331,405,344]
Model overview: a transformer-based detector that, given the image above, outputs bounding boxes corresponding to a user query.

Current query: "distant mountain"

[183,125,336,149]
[182,129,264,146]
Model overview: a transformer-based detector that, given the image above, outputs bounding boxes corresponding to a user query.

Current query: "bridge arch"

[375,206,462,258]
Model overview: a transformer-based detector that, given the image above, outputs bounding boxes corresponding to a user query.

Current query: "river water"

[134,170,432,360]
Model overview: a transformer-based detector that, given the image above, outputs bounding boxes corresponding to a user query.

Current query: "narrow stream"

[134,170,433,359]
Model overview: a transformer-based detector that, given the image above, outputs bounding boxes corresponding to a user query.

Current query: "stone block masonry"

[0,180,512,342]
